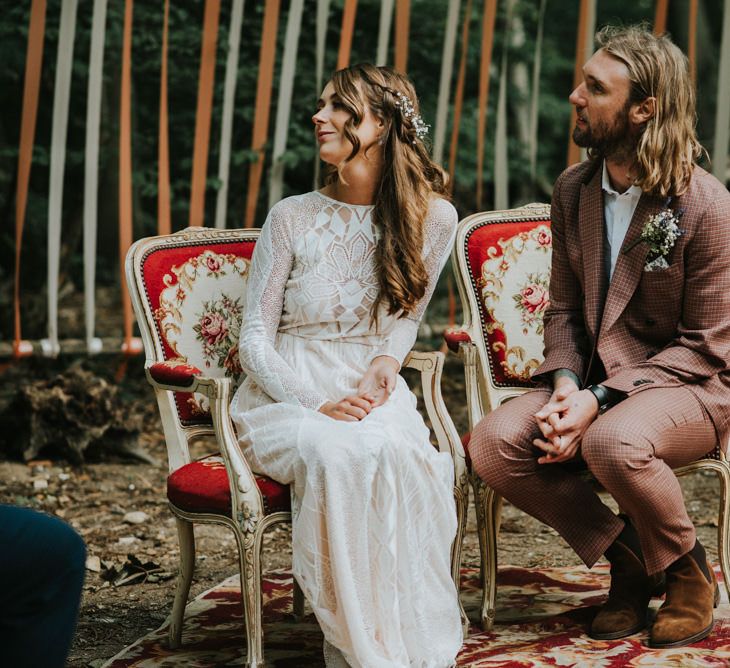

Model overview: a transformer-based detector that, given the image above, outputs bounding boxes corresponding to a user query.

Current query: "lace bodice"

[238,190,457,410]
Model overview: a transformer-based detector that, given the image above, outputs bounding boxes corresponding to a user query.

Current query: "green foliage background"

[0,0,725,341]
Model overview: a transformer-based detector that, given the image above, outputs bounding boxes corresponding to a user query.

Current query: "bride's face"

[312,81,382,166]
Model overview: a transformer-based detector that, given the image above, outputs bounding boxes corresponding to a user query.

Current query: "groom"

[470,25,730,648]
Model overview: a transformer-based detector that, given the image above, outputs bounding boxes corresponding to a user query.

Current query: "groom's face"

[568,49,635,156]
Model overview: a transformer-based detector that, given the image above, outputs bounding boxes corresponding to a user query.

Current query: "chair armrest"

[192,376,267,526]
[403,351,468,487]
[147,359,202,389]
[146,366,267,525]
[443,328,472,354]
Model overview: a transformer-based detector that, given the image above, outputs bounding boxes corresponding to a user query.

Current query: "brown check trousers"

[470,160,730,574]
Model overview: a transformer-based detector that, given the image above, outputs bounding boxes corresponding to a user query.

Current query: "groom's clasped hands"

[533,376,601,464]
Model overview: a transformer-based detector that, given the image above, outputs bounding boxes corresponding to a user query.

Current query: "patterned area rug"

[103,564,730,667]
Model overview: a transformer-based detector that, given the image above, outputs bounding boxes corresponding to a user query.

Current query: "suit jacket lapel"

[600,193,664,334]
[579,168,606,337]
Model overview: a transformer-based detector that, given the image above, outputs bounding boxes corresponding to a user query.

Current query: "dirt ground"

[0,356,723,667]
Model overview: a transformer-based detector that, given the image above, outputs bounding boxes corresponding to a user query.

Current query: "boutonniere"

[624,199,685,271]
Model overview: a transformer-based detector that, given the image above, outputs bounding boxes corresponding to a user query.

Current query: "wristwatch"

[586,384,613,414]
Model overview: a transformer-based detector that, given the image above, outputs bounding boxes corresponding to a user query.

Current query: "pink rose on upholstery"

[224,344,243,375]
[537,229,551,247]
[200,313,228,345]
[520,284,549,314]
[205,255,222,273]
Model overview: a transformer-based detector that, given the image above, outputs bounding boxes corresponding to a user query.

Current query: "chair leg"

[169,518,195,649]
[472,476,502,631]
[237,533,265,668]
[715,465,730,602]
[292,578,305,620]
[452,487,470,636]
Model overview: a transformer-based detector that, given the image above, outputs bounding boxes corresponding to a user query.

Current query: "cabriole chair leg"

[169,518,195,649]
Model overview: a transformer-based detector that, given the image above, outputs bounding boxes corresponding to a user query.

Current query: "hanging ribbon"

[244,0,281,228]
[119,0,135,354]
[13,0,46,359]
[433,0,460,166]
[713,0,730,184]
[567,0,596,167]
[313,0,331,189]
[394,0,410,72]
[688,0,698,86]
[214,0,245,229]
[269,0,305,208]
[189,0,221,227]
[376,0,394,66]
[158,0,171,234]
[44,0,79,358]
[336,0,357,69]
[475,0,497,210]
[654,0,668,34]
[84,0,108,354]
[493,2,511,211]
[528,0,546,185]
[448,0,473,189]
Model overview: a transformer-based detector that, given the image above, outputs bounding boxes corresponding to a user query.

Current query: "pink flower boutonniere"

[625,202,685,272]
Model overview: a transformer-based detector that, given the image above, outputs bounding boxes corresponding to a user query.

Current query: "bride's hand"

[318,395,375,422]
[357,355,399,408]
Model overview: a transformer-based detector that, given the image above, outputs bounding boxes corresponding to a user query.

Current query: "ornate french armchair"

[445,203,730,631]
[126,226,469,667]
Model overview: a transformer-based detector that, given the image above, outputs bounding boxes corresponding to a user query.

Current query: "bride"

[230,63,463,667]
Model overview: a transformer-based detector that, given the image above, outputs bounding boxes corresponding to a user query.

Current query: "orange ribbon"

[394,0,410,72]
[245,0,281,228]
[476,0,497,210]
[189,0,221,228]
[567,0,592,167]
[13,0,47,358]
[336,0,358,69]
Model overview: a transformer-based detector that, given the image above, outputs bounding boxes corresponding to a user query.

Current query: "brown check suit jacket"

[535,159,730,444]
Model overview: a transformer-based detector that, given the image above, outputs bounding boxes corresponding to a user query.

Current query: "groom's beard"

[573,103,638,160]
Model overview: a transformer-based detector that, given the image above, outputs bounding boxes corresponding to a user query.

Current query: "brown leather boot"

[590,540,663,640]
[649,556,719,648]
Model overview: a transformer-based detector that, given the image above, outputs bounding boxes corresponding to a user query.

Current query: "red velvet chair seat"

[167,454,291,515]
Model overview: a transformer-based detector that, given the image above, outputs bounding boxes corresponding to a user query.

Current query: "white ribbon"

[433,0,460,166]
[214,0,245,229]
[45,0,78,358]
[376,0,394,66]
[529,0,546,183]
[713,0,730,184]
[268,0,304,208]
[84,0,107,354]
[313,0,331,189]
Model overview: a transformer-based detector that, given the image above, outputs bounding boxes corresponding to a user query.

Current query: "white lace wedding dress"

[230,191,462,668]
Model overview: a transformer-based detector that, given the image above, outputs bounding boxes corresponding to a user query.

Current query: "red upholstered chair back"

[452,203,552,415]
[127,229,259,431]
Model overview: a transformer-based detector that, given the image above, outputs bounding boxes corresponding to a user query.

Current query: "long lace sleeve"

[374,198,458,365]
[239,203,327,410]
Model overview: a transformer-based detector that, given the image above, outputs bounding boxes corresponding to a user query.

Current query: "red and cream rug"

[103,564,730,667]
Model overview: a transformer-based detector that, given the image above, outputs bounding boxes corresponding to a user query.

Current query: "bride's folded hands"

[318,395,375,422]
[357,355,400,408]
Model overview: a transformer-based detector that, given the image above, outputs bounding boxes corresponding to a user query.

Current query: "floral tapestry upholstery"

[465,218,552,387]
[140,239,256,425]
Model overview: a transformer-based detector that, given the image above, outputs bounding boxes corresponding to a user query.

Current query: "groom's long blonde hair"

[595,25,705,197]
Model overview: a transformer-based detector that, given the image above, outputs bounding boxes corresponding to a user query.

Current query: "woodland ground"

[0,355,722,667]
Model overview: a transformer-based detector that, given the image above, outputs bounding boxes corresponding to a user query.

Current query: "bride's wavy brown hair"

[593,25,705,197]
[324,63,449,318]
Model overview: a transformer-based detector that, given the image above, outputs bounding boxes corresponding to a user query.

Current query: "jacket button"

[645,318,656,326]
[633,380,642,386]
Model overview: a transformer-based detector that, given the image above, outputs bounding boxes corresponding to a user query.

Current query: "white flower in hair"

[393,91,429,143]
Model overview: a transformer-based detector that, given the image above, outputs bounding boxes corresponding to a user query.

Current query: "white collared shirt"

[601,161,642,280]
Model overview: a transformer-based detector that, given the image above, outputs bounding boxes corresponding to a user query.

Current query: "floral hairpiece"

[393,91,429,143]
